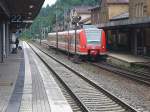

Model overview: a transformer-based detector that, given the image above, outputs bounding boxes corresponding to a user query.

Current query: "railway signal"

[72,15,81,63]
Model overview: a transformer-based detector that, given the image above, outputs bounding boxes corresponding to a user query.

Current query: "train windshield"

[85,29,101,45]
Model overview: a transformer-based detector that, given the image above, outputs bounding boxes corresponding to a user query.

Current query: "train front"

[84,28,106,57]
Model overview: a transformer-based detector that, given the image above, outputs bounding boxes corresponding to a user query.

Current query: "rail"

[29,42,138,112]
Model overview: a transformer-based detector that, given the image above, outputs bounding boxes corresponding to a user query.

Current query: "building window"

[141,3,144,16]
[143,5,147,16]
[139,3,141,16]
[135,4,138,17]
[138,3,141,17]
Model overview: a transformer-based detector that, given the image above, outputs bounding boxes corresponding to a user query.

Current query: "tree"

[21,0,99,39]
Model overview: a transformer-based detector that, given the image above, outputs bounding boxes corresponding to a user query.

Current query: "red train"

[47,28,107,58]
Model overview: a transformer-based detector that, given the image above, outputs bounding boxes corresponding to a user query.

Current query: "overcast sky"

[42,0,57,7]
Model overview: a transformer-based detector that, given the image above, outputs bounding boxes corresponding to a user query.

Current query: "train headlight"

[83,45,86,48]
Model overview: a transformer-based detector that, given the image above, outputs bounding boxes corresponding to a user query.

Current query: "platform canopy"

[0,0,45,30]
[97,17,150,29]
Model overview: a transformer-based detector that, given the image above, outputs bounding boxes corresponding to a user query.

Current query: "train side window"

[71,34,75,44]
[70,34,80,45]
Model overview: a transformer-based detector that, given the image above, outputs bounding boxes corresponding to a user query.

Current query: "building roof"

[106,0,129,4]
[89,6,100,11]
[111,12,129,21]
[72,6,92,14]
[97,16,150,29]
[80,17,91,23]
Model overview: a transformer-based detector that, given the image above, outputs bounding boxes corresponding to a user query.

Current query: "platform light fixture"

[28,12,32,16]
[28,17,31,19]
[29,5,34,9]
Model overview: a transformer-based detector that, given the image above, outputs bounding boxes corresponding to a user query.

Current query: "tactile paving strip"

[5,54,25,112]
[27,44,51,112]
[19,44,32,112]
[0,81,13,86]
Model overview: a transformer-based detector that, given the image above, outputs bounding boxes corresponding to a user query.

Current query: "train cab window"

[85,29,101,45]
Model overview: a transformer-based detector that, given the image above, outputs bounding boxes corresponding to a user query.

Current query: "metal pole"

[56,4,58,54]
[1,23,4,63]
[56,28,58,53]
[25,26,27,38]
[40,21,42,45]
[40,36,41,45]
[44,27,46,39]
[40,28,41,45]
[30,26,33,40]
[0,22,6,63]
[67,26,70,59]
[75,24,77,54]
[3,22,6,58]
[1,38,3,62]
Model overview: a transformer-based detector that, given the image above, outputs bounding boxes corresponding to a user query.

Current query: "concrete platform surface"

[0,46,24,112]
[3,41,73,112]
[108,52,150,63]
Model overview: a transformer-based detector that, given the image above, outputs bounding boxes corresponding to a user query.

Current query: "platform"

[0,45,23,112]
[107,52,150,67]
[0,41,73,112]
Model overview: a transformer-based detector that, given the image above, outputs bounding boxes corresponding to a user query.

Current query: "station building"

[91,0,150,56]
[91,0,130,53]
[129,0,150,56]
[0,0,44,62]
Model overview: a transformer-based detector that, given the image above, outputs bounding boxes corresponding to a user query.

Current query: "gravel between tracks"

[34,42,150,112]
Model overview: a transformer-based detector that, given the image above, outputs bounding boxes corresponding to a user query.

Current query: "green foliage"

[23,0,99,39]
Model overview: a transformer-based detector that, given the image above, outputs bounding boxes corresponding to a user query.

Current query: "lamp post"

[55,3,59,54]
[67,27,70,59]
[38,19,42,45]
[40,32,41,45]
[66,15,70,59]
[55,0,64,54]
[1,22,4,63]
[75,23,77,54]
[56,25,58,54]
[72,15,81,63]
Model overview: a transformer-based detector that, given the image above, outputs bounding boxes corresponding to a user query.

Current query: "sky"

[42,0,57,7]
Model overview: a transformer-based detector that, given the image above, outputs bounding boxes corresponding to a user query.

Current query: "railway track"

[29,43,138,112]
[90,62,150,85]
[51,73,83,112]
[42,41,150,85]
